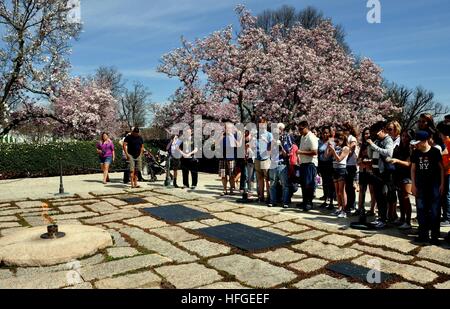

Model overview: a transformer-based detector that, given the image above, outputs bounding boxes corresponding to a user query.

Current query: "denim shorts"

[100,156,113,164]
[333,168,347,181]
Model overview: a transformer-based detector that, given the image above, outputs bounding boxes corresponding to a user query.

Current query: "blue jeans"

[416,184,441,239]
[269,164,290,205]
[300,163,317,205]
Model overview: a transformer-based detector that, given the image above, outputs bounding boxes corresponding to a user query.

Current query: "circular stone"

[0,225,113,267]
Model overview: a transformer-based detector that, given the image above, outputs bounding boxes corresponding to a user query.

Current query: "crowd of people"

[96,114,450,245]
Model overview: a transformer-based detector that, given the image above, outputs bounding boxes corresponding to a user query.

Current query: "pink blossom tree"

[156,5,399,129]
[53,78,119,140]
[0,0,81,136]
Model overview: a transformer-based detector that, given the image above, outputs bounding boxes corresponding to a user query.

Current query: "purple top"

[97,141,115,158]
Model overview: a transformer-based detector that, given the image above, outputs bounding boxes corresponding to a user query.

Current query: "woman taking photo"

[387,129,414,230]
[96,132,115,184]
[357,128,377,216]
[167,134,182,188]
[318,126,335,210]
[327,133,350,218]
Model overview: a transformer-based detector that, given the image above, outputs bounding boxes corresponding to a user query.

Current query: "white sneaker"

[338,211,347,218]
[333,209,341,216]
[398,223,412,230]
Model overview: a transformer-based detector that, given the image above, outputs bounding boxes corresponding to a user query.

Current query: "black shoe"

[174,184,179,188]
[319,196,327,201]
[303,204,313,212]
[190,186,196,190]
[296,202,305,209]
[430,238,441,246]
[319,202,328,208]
[326,204,334,211]
[414,236,430,244]
[366,211,375,217]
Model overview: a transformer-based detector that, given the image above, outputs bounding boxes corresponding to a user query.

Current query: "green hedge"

[0,141,155,180]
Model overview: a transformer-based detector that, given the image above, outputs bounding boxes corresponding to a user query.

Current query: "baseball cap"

[410,130,430,145]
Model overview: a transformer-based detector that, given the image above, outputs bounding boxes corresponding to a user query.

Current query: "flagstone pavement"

[0,172,449,289]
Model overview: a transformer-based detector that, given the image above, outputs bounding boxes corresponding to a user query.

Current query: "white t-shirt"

[393,136,401,148]
[299,131,319,166]
[347,135,358,166]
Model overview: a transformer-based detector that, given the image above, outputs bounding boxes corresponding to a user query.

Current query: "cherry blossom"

[53,78,119,140]
[156,5,399,129]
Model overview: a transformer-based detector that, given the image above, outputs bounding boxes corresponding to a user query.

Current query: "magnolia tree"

[53,78,119,140]
[0,0,81,136]
[156,5,398,129]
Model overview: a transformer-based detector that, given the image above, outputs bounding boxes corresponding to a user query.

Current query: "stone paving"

[0,173,449,289]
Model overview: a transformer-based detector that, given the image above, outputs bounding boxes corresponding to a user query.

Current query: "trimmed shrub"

[0,141,136,179]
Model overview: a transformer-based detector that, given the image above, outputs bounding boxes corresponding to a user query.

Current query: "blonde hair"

[388,121,402,136]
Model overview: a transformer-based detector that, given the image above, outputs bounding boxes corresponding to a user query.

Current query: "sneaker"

[190,186,196,190]
[332,209,341,216]
[296,202,305,209]
[372,221,386,229]
[326,204,335,211]
[430,238,441,246]
[392,219,405,226]
[370,219,381,225]
[338,211,347,218]
[441,221,450,227]
[283,204,289,209]
[303,204,313,212]
[319,202,328,208]
[398,223,412,230]
[267,203,274,208]
[350,209,361,217]
[414,236,430,244]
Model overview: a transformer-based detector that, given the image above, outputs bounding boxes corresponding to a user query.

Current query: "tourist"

[411,130,444,245]
[96,132,115,185]
[367,121,395,229]
[357,128,377,216]
[296,121,319,211]
[255,117,273,203]
[119,131,131,184]
[218,123,242,195]
[387,121,402,148]
[268,123,292,208]
[327,132,350,218]
[288,128,299,203]
[240,129,256,194]
[418,113,437,134]
[343,122,359,213]
[438,122,450,227]
[386,121,402,222]
[445,114,450,125]
[123,127,144,188]
[180,128,199,190]
[318,126,335,210]
[167,134,182,188]
[388,129,414,230]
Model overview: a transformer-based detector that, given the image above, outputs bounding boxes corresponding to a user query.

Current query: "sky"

[70,0,450,106]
